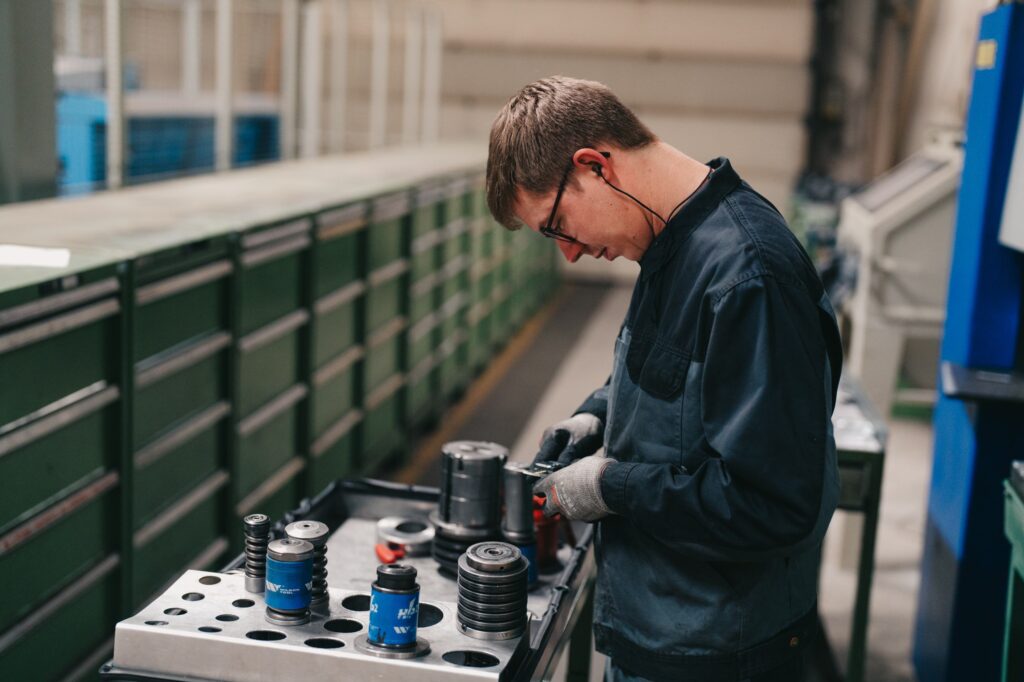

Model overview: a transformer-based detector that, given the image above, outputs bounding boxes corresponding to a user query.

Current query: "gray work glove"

[533,455,615,522]
[534,413,604,466]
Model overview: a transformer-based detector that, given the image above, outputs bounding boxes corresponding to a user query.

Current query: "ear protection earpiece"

[589,151,612,177]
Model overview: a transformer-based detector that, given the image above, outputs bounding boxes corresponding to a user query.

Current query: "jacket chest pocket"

[606,332,690,464]
[626,333,689,400]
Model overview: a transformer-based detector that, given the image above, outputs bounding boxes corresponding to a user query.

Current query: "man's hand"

[533,455,614,522]
[534,414,604,466]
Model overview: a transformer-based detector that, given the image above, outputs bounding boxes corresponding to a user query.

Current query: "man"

[486,76,843,682]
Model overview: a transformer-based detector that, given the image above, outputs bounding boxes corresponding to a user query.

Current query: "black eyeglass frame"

[538,151,611,244]
[538,160,578,244]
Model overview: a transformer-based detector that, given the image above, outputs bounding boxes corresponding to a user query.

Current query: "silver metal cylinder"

[431,441,508,575]
[502,463,535,545]
[456,541,528,641]
[285,520,330,607]
[242,513,270,593]
[437,441,507,529]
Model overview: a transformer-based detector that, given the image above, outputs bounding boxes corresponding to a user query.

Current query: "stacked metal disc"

[430,441,507,575]
[456,541,529,640]
[242,513,270,593]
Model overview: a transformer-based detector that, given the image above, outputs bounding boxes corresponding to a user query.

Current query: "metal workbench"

[100,479,595,682]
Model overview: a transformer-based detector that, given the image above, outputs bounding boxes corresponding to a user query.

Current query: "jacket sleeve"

[599,277,835,561]
[574,379,610,422]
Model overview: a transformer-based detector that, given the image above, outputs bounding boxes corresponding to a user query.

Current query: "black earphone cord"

[598,168,712,229]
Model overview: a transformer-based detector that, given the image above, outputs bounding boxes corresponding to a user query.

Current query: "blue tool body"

[265,555,313,612]
[518,542,538,585]
[368,564,420,648]
[369,586,420,648]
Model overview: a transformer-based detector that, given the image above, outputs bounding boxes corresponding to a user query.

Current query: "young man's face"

[512,165,653,263]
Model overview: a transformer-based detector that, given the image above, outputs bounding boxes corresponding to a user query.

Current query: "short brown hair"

[486,76,656,230]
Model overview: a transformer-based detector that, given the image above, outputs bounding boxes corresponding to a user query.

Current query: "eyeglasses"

[538,161,579,245]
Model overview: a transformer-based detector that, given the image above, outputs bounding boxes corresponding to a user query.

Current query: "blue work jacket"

[577,158,843,681]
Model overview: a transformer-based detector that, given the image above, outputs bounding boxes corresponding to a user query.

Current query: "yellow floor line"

[392,285,571,484]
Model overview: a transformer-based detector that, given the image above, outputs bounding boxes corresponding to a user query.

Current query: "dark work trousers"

[604,652,806,682]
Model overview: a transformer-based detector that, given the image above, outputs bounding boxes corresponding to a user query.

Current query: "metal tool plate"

[109,513,577,681]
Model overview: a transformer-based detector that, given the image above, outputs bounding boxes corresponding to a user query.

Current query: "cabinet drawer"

[239,251,304,335]
[236,403,300,500]
[315,231,361,299]
[238,327,301,418]
[134,414,224,528]
[134,481,224,603]
[135,269,228,362]
[135,348,225,446]
[0,477,118,634]
[0,560,119,681]
[0,302,119,427]
[0,390,118,533]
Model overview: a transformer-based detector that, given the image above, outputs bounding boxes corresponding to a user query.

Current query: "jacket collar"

[638,157,741,281]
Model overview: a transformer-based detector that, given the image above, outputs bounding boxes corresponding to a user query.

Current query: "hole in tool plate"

[216,614,239,622]
[324,619,362,633]
[246,630,286,641]
[163,608,187,616]
[198,576,221,585]
[395,520,427,533]
[182,592,205,601]
[341,594,371,611]
[418,604,443,628]
[145,621,168,626]
[232,599,255,608]
[199,627,221,633]
[305,638,345,649]
[443,651,500,667]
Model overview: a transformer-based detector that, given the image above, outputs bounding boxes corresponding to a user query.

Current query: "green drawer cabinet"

[314,203,365,299]
[129,240,235,610]
[0,260,126,678]
[238,219,310,335]
[310,199,364,494]
[234,220,312,523]
[0,153,564,680]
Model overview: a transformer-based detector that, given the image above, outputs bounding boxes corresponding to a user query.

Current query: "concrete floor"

[438,282,934,681]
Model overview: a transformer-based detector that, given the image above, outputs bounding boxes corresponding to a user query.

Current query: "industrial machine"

[837,137,962,418]
[913,3,1024,680]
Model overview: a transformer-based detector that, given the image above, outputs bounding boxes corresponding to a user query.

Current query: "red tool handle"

[375,543,405,564]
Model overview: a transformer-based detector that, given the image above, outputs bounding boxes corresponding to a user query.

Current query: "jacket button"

[789,636,800,647]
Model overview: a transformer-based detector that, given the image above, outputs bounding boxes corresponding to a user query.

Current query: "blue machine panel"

[56,92,281,194]
[913,5,1024,681]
